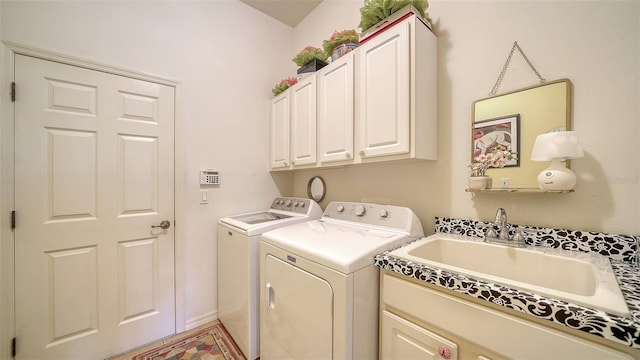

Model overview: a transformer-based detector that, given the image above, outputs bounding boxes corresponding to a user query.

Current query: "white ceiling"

[240,0,323,27]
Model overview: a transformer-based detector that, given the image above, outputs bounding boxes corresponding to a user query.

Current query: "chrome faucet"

[484,208,526,247]
[494,208,509,240]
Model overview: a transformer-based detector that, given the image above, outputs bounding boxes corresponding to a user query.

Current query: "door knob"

[151,220,171,230]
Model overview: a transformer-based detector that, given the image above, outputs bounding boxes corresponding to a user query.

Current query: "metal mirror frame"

[307,176,326,202]
[471,79,572,189]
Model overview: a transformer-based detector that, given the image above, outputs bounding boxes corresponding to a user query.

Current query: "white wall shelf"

[465,188,574,194]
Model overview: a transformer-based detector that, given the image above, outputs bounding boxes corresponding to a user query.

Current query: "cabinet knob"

[438,345,452,359]
[284,161,289,166]
[291,160,296,165]
[345,153,351,159]
[359,150,365,157]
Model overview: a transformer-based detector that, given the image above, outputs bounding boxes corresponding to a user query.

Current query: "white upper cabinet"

[317,52,355,165]
[290,75,317,167]
[269,13,437,171]
[270,75,317,170]
[357,14,437,162]
[270,91,290,169]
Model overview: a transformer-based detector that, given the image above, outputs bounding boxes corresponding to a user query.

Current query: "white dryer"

[259,202,424,359]
[218,197,322,360]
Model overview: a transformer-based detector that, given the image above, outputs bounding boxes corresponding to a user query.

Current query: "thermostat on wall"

[200,169,220,185]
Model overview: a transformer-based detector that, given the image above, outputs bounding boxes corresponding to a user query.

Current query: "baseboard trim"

[184,311,218,331]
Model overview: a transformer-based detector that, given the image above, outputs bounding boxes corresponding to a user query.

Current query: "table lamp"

[531,131,584,190]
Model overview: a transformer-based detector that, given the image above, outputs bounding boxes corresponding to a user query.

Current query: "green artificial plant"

[358,0,432,32]
[272,77,298,96]
[292,46,328,67]
[322,29,360,56]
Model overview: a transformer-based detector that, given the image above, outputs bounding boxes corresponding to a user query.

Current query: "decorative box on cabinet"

[270,74,317,170]
[356,13,437,162]
[317,52,355,165]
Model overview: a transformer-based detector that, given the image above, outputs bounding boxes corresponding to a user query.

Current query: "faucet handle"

[511,226,527,246]
[485,227,498,239]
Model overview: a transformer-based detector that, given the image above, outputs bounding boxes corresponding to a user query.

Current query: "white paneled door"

[14,54,175,359]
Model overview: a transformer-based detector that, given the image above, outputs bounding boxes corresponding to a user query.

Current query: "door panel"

[48,129,97,220]
[119,135,158,214]
[14,54,175,359]
[47,246,99,345]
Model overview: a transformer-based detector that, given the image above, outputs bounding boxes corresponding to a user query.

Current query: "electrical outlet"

[501,178,509,188]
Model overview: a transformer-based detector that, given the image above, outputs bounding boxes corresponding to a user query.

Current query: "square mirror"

[472,79,572,189]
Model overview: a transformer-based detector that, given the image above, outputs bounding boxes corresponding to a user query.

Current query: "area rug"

[131,323,245,360]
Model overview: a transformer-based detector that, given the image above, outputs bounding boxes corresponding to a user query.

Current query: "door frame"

[0,42,185,358]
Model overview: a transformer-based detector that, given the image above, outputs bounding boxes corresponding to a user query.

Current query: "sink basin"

[389,233,630,317]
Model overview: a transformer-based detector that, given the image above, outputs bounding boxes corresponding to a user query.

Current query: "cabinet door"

[290,75,317,167]
[270,92,290,169]
[382,310,459,360]
[358,21,410,158]
[318,52,354,164]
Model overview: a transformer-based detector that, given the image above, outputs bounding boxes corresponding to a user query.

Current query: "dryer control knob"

[337,205,345,213]
[355,205,366,217]
[285,199,292,206]
[380,209,389,218]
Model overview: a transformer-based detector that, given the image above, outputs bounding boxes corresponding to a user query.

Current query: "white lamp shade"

[531,131,583,190]
[531,131,584,161]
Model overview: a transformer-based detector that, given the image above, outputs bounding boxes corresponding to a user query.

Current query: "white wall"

[292,0,640,236]
[1,0,294,332]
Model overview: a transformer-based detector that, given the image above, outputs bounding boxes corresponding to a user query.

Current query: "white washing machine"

[218,197,322,360]
[259,201,424,359]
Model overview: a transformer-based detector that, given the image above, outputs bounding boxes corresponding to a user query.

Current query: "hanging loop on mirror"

[489,41,547,96]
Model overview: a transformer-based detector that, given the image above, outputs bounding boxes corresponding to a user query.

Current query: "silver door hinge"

[11,337,16,357]
[11,211,15,230]
[10,82,15,102]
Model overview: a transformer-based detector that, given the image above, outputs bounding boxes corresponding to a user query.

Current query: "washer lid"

[260,220,414,274]
[218,197,323,236]
[219,211,316,236]
[229,211,292,225]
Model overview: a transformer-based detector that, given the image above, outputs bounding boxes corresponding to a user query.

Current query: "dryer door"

[262,254,333,359]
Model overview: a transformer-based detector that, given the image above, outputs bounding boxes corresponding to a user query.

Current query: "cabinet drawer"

[382,274,633,359]
[382,310,458,360]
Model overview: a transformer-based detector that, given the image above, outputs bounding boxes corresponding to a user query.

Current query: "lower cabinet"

[382,310,460,360]
[380,271,636,360]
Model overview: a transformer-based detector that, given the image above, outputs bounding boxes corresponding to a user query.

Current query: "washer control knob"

[337,205,345,213]
[285,199,292,206]
[294,201,299,207]
[299,202,306,208]
[355,205,366,217]
[380,209,389,218]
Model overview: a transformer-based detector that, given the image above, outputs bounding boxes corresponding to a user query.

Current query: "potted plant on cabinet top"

[468,150,518,190]
[322,29,360,62]
[272,76,298,96]
[358,0,432,33]
[293,46,329,74]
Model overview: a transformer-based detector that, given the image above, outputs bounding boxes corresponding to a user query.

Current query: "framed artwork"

[472,114,520,167]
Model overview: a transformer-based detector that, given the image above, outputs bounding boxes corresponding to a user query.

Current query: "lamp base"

[537,159,577,190]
